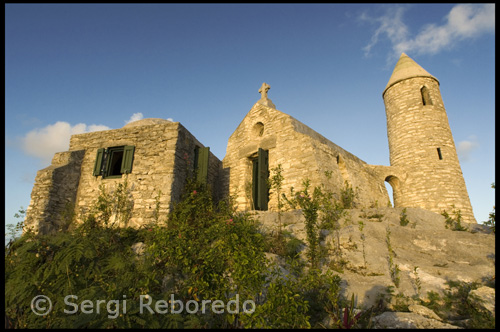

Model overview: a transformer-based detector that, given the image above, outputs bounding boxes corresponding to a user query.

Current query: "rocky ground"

[253,207,495,328]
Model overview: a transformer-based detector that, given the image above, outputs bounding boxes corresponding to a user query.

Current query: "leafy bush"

[282,179,322,269]
[5,179,269,328]
[399,208,410,226]
[442,206,468,231]
[240,268,310,329]
[5,176,355,329]
[422,281,495,329]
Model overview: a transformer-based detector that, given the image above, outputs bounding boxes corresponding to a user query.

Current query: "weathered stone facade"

[24,150,85,234]
[24,53,477,234]
[221,102,391,211]
[381,53,476,223]
[25,119,222,233]
[221,54,476,224]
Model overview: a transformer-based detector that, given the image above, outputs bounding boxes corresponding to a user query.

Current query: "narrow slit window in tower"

[421,86,433,106]
[437,148,443,160]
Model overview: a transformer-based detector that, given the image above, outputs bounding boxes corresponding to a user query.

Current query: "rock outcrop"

[254,207,495,328]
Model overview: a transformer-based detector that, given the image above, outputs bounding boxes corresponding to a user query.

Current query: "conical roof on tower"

[383,53,439,96]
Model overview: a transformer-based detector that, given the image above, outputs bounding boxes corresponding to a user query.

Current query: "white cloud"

[456,135,479,162]
[20,113,171,166]
[21,121,111,166]
[361,6,409,58]
[125,112,144,124]
[361,4,495,61]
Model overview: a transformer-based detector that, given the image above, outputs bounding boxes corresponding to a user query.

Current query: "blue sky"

[5,4,495,230]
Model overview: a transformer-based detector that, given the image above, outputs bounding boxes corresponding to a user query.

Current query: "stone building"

[221,83,390,212]
[222,54,476,224]
[24,53,476,234]
[25,119,222,234]
[378,53,476,223]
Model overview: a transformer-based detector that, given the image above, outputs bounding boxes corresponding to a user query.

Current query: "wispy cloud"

[456,135,479,162]
[361,4,495,62]
[19,113,177,166]
[125,112,144,125]
[361,6,409,59]
[21,121,112,165]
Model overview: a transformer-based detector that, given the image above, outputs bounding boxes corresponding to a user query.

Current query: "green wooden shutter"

[252,158,259,210]
[196,147,210,185]
[120,145,135,174]
[193,146,200,174]
[93,148,105,176]
[257,148,269,211]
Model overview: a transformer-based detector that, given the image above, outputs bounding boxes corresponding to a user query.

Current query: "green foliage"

[282,233,306,260]
[358,220,367,269]
[85,177,134,228]
[298,268,343,327]
[5,217,153,328]
[240,268,311,329]
[6,207,28,243]
[327,293,368,329]
[399,208,410,226]
[421,281,495,329]
[483,183,495,233]
[340,181,357,209]
[5,178,269,328]
[6,173,372,329]
[269,164,285,234]
[424,290,442,313]
[145,179,268,328]
[282,179,322,268]
[385,226,400,288]
[281,175,359,271]
[441,206,468,231]
[152,190,162,225]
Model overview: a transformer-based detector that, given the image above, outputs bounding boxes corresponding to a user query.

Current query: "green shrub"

[399,208,410,226]
[5,178,269,328]
[240,269,311,329]
[421,280,495,329]
[442,206,467,231]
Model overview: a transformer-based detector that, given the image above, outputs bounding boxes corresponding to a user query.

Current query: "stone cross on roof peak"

[258,82,271,99]
[254,82,276,109]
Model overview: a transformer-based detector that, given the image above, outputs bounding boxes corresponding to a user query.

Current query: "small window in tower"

[421,86,433,106]
[437,148,443,160]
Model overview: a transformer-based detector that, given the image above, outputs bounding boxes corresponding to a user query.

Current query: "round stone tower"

[383,53,476,223]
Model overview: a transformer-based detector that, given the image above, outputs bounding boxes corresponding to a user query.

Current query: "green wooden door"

[252,148,269,210]
[196,146,210,185]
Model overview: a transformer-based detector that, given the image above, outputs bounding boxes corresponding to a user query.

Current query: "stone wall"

[25,120,222,233]
[222,103,391,212]
[24,150,85,234]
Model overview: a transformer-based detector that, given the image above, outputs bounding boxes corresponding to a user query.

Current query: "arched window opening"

[385,182,394,207]
[252,122,265,137]
[385,175,401,208]
[421,86,433,106]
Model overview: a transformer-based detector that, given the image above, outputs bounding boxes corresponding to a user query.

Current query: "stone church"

[24,53,476,234]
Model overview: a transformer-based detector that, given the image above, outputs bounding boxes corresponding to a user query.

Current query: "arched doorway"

[385,175,401,208]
